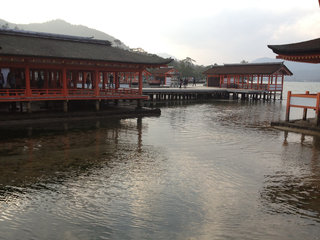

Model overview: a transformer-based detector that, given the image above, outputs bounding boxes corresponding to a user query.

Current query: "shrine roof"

[268,38,320,56]
[152,67,179,74]
[0,29,172,66]
[204,62,292,75]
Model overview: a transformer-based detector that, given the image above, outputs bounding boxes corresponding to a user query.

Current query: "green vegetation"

[169,57,211,81]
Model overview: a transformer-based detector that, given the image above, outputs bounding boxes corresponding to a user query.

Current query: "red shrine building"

[150,67,180,87]
[120,69,152,86]
[269,38,320,124]
[204,62,292,99]
[0,29,171,112]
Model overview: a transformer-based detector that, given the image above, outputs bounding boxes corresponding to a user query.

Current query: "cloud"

[155,8,320,65]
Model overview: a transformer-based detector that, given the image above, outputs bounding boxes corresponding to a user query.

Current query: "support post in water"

[285,91,291,122]
[302,91,309,120]
[316,93,320,126]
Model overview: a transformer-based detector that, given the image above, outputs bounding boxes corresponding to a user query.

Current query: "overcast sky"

[1,0,320,65]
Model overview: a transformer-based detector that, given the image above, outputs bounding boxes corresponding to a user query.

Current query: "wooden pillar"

[303,91,309,120]
[63,100,68,113]
[27,101,32,113]
[316,93,320,126]
[285,91,291,122]
[95,100,100,111]
[94,70,100,96]
[138,69,143,95]
[280,75,284,100]
[62,68,67,96]
[274,74,278,100]
[25,66,31,97]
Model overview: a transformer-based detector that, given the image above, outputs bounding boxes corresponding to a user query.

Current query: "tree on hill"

[169,57,210,81]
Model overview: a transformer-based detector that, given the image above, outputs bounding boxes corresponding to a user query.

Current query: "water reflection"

[0,117,145,200]
[1,99,320,239]
[261,131,320,222]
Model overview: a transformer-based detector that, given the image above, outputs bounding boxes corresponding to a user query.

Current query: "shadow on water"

[261,131,320,223]
[0,117,147,201]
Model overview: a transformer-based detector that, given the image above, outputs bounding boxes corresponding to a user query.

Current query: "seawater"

[0,82,320,240]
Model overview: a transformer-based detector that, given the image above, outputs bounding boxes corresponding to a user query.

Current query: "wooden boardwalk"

[142,86,273,101]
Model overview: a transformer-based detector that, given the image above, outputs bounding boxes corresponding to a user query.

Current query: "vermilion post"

[25,66,31,97]
[62,68,67,96]
[286,91,291,121]
[303,91,309,120]
[94,70,100,96]
[138,69,143,95]
[316,93,320,126]
[281,75,284,100]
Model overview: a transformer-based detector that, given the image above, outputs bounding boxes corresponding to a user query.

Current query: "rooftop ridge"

[223,62,284,66]
[0,28,112,46]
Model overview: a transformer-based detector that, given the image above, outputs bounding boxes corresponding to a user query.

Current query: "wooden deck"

[271,119,320,136]
[142,86,272,101]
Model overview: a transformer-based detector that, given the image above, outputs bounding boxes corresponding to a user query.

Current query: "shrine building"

[203,62,292,99]
[0,29,172,112]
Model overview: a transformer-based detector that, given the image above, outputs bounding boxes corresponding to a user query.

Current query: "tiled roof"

[0,29,172,65]
[268,38,320,55]
[152,67,178,74]
[204,62,292,75]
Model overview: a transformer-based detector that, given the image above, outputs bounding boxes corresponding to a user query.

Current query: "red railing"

[0,89,26,98]
[31,88,64,96]
[0,87,143,102]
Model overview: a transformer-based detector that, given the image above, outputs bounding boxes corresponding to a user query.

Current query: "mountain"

[157,53,177,60]
[252,57,320,82]
[0,19,129,49]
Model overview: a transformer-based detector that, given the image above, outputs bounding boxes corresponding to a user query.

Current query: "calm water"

[1,82,320,240]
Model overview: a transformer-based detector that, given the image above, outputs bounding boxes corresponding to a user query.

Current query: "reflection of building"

[203,63,292,99]
[0,29,171,112]
[150,67,180,87]
[0,117,144,189]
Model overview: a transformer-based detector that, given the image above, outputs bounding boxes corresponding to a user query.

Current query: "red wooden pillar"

[138,69,143,94]
[316,93,320,126]
[25,66,31,97]
[94,70,100,96]
[114,72,118,89]
[281,75,284,100]
[303,91,309,120]
[62,68,67,96]
[285,91,291,121]
[102,72,106,89]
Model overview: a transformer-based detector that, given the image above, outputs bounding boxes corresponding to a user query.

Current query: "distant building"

[203,62,292,99]
[151,67,180,87]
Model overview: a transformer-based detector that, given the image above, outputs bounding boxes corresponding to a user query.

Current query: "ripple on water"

[261,171,320,222]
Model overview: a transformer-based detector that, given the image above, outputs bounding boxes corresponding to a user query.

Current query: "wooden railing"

[0,87,143,102]
[286,91,320,125]
[268,84,283,91]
